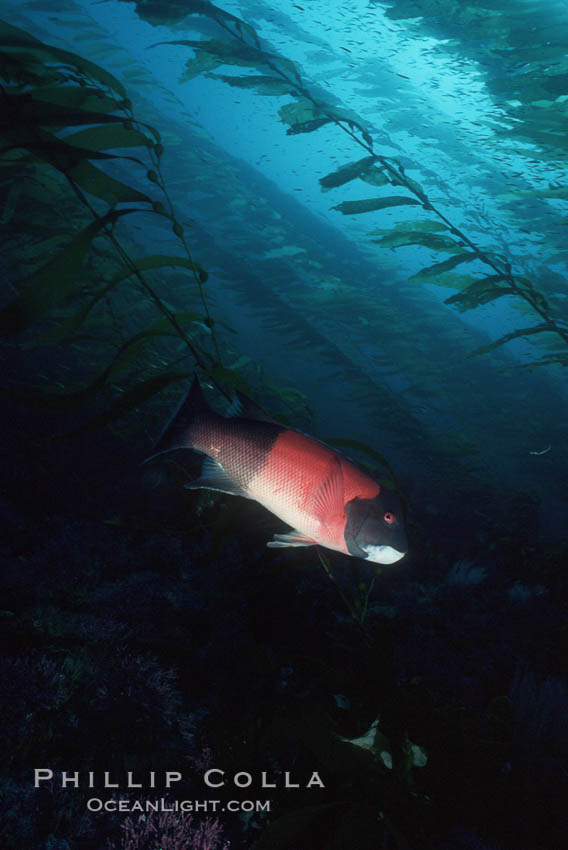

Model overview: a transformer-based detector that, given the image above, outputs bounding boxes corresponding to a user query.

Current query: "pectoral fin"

[310,456,345,525]
[267,530,318,548]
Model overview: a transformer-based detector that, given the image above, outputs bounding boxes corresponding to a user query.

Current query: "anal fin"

[267,530,318,548]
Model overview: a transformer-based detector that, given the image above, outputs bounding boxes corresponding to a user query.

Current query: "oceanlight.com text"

[86,797,271,814]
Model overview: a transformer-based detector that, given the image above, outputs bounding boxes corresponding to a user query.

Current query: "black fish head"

[344,490,408,565]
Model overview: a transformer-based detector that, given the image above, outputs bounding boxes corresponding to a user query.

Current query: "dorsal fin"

[227,389,280,425]
[145,376,212,463]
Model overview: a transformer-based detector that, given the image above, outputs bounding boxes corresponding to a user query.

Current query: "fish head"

[344,490,408,565]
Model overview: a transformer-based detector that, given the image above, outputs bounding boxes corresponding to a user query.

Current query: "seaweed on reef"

[2,484,568,850]
[106,808,229,850]
[129,0,568,368]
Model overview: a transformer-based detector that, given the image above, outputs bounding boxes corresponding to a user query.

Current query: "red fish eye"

[384,512,395,524]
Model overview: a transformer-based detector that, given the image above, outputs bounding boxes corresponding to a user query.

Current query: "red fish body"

[151,378,407,564]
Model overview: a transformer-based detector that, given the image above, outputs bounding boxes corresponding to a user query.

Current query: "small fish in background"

[147,377,408,565]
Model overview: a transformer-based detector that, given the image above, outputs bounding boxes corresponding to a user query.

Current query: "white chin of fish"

[361,544,406,565]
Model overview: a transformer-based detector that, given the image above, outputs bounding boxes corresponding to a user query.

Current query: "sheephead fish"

[149,378,408,565]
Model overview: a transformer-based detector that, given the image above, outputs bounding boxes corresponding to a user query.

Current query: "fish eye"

[384,512,395,525]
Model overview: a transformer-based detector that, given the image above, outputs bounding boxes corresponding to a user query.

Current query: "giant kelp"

[4,5,565,519]
[0,17,261,440]
[155,120,566,516]
[0,12,422,525]
[41,0,563,487]
[121,0,568,369]
[0,12,414,477]
[93,0,568,536]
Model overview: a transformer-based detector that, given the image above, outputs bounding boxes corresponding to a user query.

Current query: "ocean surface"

[1,1,567,848]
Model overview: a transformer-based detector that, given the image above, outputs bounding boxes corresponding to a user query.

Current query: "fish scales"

[191,412,284,493]
[250,431,380,552]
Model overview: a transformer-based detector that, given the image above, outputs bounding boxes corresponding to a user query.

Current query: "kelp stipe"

[317,549,382,642]
[135,0,568,368]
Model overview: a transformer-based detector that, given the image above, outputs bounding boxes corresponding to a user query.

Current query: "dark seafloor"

[1,0,568,848]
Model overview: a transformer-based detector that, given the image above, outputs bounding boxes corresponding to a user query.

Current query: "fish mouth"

[361,544,406,565]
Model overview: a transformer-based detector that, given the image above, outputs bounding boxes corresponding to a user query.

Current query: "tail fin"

[145,376,212,463]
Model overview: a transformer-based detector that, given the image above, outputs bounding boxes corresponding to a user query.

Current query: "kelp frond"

[0,18,250,433]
